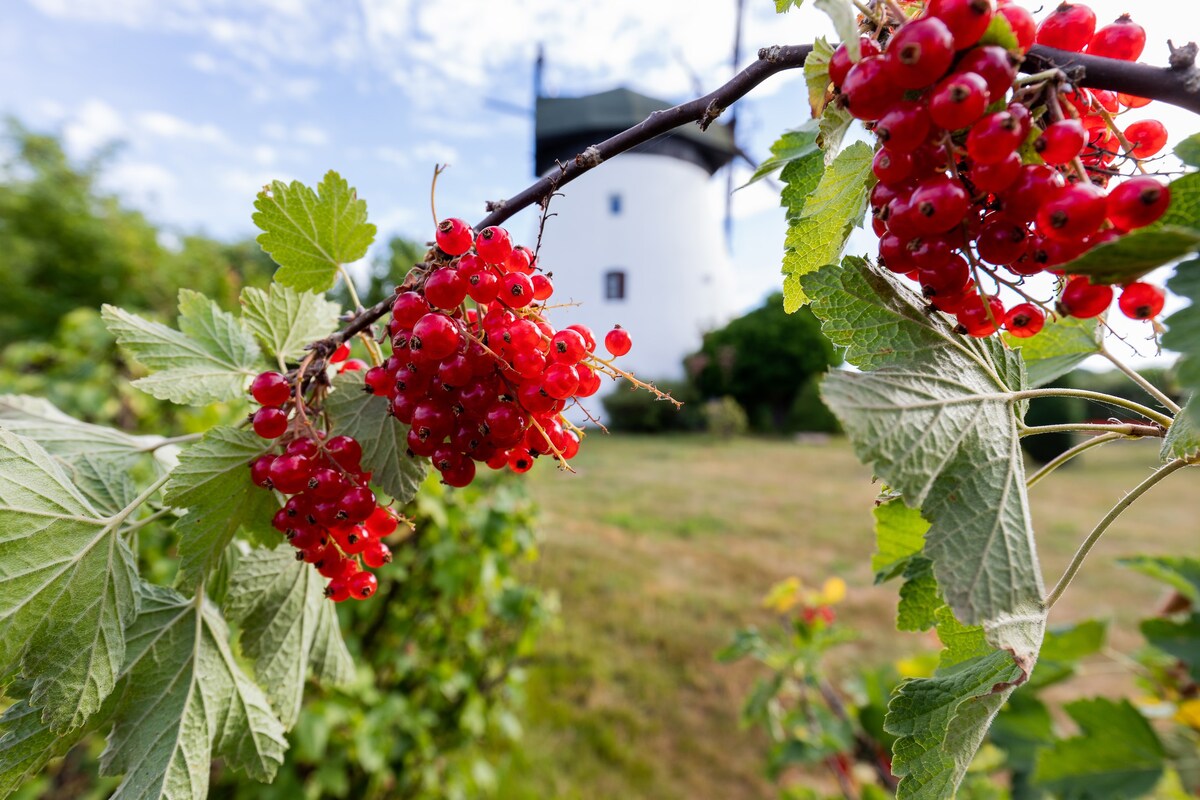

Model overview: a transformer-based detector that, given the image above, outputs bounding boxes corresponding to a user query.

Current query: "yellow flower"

[1175,699,1200,729]
[817,577,847,606]
[763,577,802,613]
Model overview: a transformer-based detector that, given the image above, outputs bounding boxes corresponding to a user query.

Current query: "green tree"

[689,293,839,431]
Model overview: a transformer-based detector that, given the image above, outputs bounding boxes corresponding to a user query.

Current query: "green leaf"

[1175,133,1200,167]
[814,0,858,61]
[886,607,1041,800]
[1033,698,1165,800]
[1141,615,1200,681]
[775,0,803,11]
[1161,398,1200,461]
[978,12,1019,50]
[782,142,875,311]
[802,38,836,118]
[872,498,929,582]
[1030,619,1108,690]
[240,283,343,363]
[1056,225,1200,284]
[897,557,940,633]
[325,373,428,503]
[1163,260,1200,410]
[817,103,855,164]
[0,394,168,468]
[253,170,377,292]
[163,427,278,590]
[0,429,140,733]
[802,259,1045,629]
[224,548,354,729]
[743,121,820,189]
[100,583,288,797]
[780,140,828,222]
[68,453,139,517]
[0,696,93,794]
[1159,173,1200,228]
[103,290,262,405]
[990,693,1055,773]
[1002,316,1101,388]
[1120,555,1200,604]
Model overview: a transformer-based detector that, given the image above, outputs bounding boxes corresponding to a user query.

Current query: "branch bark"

[317,40,1200,348]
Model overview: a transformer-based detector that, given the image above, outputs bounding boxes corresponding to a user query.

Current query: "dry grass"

[495,435,1195,799]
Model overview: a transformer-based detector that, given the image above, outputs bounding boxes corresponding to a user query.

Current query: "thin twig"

[1100,344,1182,414]
[1015,387,1174,427]
[1045,458,1192,609]
[1026,432,1124,488]
[1020,422,1163,438]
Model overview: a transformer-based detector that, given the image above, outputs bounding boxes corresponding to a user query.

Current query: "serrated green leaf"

[100,583,287,798]
[780,143,827,222]
[0,394,167,468]
[803,38,835,118]
[224,548,354,729]
[743,122,820,190]
[814,0,858,61]
[103,291,262,405]
[164,427,278,590]
[802,259,1044,629]
[1142,615,1200,681]
[1033,698,1165,799]
[782,142,874,311]
[1056,225,1200,284]
[1002,316,1101,388]
[1120,556,1200,605]
[1164,260,1200,414]
[1161,398,1200,461]
[978,12,1019,50]
[898,557,940,633]
[1159,173,1200,228]
[0,694,100,795]
[240,283,343,363]
[68,453,139,517]
[0,429,140,734]
[1176,133,1200,167]
[872,498,929,582]
[253,170,377,292]
[775,0,803,11]
[817,103,855,164]
[325,373,428,503]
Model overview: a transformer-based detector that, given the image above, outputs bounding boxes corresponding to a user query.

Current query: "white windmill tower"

[531,80,740,406]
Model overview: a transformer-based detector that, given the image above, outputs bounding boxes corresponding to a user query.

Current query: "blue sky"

[0,0,1192,353]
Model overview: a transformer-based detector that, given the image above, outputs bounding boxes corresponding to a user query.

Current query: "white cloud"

[412,142,458,167]
[188,51,219,73]
[136,110,227,144]
[374,146,409,169]
[105,160,176,202]
[252,145,278,166]
[63,98,125,156]
[293,124,328,146]
[220,168,287,199]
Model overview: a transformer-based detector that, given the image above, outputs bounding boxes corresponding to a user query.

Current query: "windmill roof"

[535,87,736,155]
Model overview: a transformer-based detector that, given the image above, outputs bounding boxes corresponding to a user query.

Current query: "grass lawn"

[494,434,1197,799]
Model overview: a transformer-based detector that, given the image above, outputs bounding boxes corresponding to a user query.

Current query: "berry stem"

[1019,421,1164,438]
[1015,388,1175,428]
[136,432,203,453]
[104,471,173,530]
[1094,105,1150,175]
[338,265,365,312]
[526,414,577,473]
[586,353,682,407]
[1100,344,1182,414]
[118,506,174,537]
[1025,431,1126,489]
[1045,458,1192,610]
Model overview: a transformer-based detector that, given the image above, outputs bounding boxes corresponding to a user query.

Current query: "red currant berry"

[565,324,597,353]
[872,148,915,186]
[1036,3,1097,52]
[1088,14,1145,61]
[1119,93,1152,109]
[464,267,500,304]
[338,486,377,524]
[884,16,956,89]
[325,435,363,471]
[1034,120,1087,165]
[977,218,1031,265]
[1060,276,1114,318]
[928,0,994,49]
[440,455,476,488]
[604,325,632,357]
[475,226,514,264]
[549,329,587,364]
[929,71,990,130]
[543,363,580,400]
[348,570,378,600]
[364,365,391,396]
[365,506,399,537]
[828,37,883,88]
[997,3,1037,51]
[330,342,351,363]
[338,359,367,373]
[956,294,1006,337]
[1118,282,1166,319]
[325,578,352,603]
[500,272,535,309]
[1123,120,1168,159]
[392,292,430,329]
[531,273,554,301]
[918,254,970,298]
[1036,182,1107,241]
[424,267,468,310]
[506,245,534,274]
[508,450,535,474]
[966,111,1025,165]
[956,46,1018,99]
[249,454,275,489]
[435,218,474,256]
[839,56,900,120]
[874,102,932,154]
[971,152,1022,194]
[250,371,291,406]
[268,453,313,494]
[1106,177,1170,230]
[412,313,462,359]
[252,407,289,439]
[909,175,970,235]
[362,540,393,569]
[1003,303,1046,338]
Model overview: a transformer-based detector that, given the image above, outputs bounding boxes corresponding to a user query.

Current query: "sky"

[0,0,1195,365]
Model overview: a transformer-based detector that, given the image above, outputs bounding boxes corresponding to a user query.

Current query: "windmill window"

[609,193,622,215]
[604,270,626,300]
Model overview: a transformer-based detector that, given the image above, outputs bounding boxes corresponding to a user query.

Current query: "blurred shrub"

[702,396,749,438]
[601,379,702,433]
[789,375,841,434]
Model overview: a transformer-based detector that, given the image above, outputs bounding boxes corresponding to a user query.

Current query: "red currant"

[424,267,468,310]
[1036,182,1107,241]
[348,571,378,600]
[604,326,632,357]
[1106,178,1170,230]
[250,371,291,406]
[1036,3,1097,52]
[928,0,994,50]
[828,37,883,87]
[1118,282,1166,319]
[475,226,514,264]
[997,2,1036,51]
[1003,303,1046,338]
[1123,120,1168,159]
[840,56,900,120]
[884,17,956,89]
[252,407,289,439]
[1034,120,1087,165]
[1059,276,1113,318]
[435,218,474,256]
[929,72,990,131]
[1088,14,1145,61]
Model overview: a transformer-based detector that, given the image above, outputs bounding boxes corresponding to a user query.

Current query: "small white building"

[531,88,739,404]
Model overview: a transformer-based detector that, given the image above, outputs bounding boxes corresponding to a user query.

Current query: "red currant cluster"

[833,0,1171,338]
[365,219,639,486]
[247,372,400,602]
